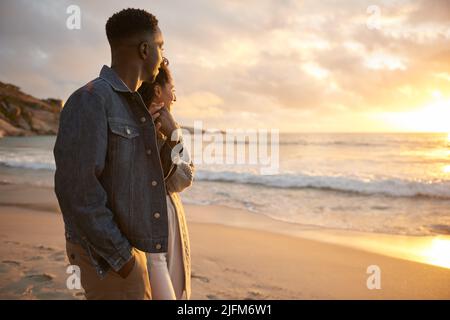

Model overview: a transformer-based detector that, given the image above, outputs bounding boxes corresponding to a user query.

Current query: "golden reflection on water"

[422,237,450,269]
[442,133,450,175]
[302,232,450,270]
[371,235,450,270]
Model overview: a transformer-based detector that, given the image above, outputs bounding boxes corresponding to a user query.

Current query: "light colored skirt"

[146,194,185,300]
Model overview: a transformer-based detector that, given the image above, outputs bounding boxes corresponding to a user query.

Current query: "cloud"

[175,91,224,119]
[1,0,449,132]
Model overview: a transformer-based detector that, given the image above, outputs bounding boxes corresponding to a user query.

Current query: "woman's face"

[153,80,176,112]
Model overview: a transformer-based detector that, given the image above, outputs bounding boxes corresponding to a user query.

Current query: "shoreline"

[0,183,449,299]
[185,203,450,270]
[2,181,450,269]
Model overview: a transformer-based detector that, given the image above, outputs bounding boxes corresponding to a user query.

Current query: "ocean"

[1,133,449,237]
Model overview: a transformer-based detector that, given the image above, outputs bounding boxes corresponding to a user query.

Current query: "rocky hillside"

[0,81,61,137]
[0,81,210,138]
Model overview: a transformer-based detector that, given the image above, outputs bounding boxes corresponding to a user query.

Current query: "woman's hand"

[148,102,164,132]
[150,102,180,139]
[157,107,180,139]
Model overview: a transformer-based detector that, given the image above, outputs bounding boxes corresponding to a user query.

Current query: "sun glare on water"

[421,238,450,269]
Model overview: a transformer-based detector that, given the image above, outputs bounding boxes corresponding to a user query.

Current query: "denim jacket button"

[140,117,146,123]
[146,149,152,155]
[125,127,131,135]
[155,243,162,250]
[153,212,160,219]
[151,180,157,186]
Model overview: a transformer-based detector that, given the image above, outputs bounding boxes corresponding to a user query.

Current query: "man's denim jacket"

[53,65,177,278]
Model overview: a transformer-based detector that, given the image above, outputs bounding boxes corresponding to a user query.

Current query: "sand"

[0,183,449,299]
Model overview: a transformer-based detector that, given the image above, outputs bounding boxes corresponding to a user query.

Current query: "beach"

[2,0,450,302]
[1,183,449,300]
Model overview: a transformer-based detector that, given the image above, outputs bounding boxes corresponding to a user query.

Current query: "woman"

[138,58,194,300]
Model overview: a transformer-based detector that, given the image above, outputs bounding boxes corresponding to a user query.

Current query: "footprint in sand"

[2,260,21,266]
[224,267,252,277]
[49,250,66,262]
[4,240,20,245]
[35,290,79,300]
[34,245,55,252]
[26,256,44,261]
[3,273,57,299]
[244,290,266,300]
[24,273,54,283]
[191,272,210,283]
[22,285,34,297]
[0,260,22,275]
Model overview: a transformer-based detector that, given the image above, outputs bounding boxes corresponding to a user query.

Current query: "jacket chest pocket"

[108,119,140,139]
[107,118,140,166]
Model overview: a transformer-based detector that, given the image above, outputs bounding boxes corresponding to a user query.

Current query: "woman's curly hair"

[138,57,172,106]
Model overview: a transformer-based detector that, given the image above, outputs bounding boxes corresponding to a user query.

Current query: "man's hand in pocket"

[116,250,136,279]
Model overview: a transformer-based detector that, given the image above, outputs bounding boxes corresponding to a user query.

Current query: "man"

[53,8,182,299]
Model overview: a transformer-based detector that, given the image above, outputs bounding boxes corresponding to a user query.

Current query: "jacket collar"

[99,65,132,93]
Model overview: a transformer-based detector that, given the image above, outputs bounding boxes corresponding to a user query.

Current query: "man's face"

[144,27,164,82]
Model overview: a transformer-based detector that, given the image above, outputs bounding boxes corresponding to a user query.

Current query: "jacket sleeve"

[159,139,177,180]
[166,160,195,193]
[161,134,195,193]
[53,89,132,272]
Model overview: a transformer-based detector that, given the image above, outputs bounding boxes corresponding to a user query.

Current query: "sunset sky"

[0,0,449,132]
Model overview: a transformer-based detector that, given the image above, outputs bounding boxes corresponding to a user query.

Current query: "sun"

[379,91,450,132]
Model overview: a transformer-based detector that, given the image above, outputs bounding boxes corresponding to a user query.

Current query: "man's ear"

[138,41,149,60]
[154,85,162,98]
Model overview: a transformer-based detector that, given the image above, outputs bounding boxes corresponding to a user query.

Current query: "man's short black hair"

[106,8,159,45]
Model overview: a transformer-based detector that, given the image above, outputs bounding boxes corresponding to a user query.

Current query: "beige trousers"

[66,240,152,300]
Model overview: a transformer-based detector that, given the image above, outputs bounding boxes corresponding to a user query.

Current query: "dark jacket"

[53,65,176,278]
